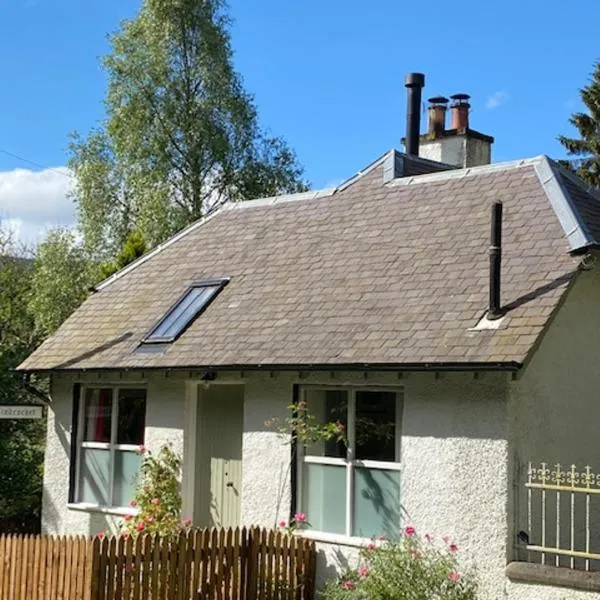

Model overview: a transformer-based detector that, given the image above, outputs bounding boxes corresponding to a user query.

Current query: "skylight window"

[143,278,229,343]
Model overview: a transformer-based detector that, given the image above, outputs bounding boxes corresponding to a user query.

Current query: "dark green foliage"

[0,247,45,532]
[559,61,600,187]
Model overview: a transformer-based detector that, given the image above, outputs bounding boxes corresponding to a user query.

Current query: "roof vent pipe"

[404,73,425,156]
[488,201,504,320]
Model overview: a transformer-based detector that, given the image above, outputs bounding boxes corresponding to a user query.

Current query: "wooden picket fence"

[0,527,316,600]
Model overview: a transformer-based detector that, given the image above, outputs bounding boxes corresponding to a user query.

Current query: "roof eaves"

[534,156,595,252]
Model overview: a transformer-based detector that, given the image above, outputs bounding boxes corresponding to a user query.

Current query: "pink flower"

[404,525,416,537]
[182,518,192,527]
[146,516,155,524]
[279,520,287,529]
[358,566,369,578]
[136,522,145,532]
[341,580,354,590]
[442,535,451,544]
[294,512,307,523]
[151,498,160,505]
[96,532,105,540]
[450,543,458,553]
[124,514,132,522]
[121,532,130,540]
[138,444,147,454]
[448,571,461,582]
[366,542,376,551]
[424,533,433,542]
[129,499,137,508]
[377,534,386,540]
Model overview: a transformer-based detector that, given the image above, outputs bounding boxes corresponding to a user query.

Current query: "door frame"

[182,380,245,524]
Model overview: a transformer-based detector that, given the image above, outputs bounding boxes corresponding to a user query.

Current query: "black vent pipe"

[488,201,504,320]
[404,72,425,156]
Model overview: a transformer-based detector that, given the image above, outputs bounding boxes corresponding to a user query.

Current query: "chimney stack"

[427,96,449,137]
[450,93,470,130]
[404,72,425,156]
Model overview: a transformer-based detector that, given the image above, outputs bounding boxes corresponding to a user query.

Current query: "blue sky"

[0,0,598,242]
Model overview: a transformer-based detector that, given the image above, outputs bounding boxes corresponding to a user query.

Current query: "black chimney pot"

[488,201,504,320]
[404,73,425,156]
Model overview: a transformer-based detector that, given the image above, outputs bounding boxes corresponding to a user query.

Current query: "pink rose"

[136,522,145,532]
[341,581,354,590]
[367,542,376,551]
[442,535,451,544]
[279,520,287,528]
[450,543,458,553]
[182,518,192,527]
[358,566,369,578]
[138,444,147,454]
[124,515,132,522]
[96,532,105,540]
[424,533,433,542]
[448,571,461,582]
[404,525,416,537]
[151,498,160,505]
[129,499,137,508]
[294,512,307,523]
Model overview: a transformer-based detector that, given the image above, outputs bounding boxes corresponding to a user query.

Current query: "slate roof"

[19,152,600,372]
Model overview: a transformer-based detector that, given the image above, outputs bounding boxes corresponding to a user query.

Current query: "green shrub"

[117,444,191,538]
[319,526,477,600]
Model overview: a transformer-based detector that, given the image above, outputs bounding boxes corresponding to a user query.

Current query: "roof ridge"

[387,155,546,187]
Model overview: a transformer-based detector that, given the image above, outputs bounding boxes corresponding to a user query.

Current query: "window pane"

[149,285,219,340]
[355,391,397,461]
[113,451,142,507]
[78,448,111,505]
[353,467,401,539]
[304,389,348,458]
[83,388,112,443]
[302,463,346,534]
[117,389,146,445]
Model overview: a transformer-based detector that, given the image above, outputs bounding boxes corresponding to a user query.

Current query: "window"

[143,278,229,343]
[76,387,146,509]
[297,387,402,540]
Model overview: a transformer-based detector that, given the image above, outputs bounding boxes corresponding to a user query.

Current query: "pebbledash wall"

[43,369,511,597]
[506,266,600,600]
[41,268,600,600]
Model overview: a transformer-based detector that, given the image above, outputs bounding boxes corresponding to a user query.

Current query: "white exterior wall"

[42,371,186,536]
[506,267,600,600]
[418,135,491,168]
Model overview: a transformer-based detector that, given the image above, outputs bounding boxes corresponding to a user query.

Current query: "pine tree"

[559,61,600,187]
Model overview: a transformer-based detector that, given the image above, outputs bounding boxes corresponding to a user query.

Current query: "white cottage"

[19,77,600,599]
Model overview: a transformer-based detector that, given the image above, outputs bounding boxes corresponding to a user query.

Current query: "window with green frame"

[297,387,403,540]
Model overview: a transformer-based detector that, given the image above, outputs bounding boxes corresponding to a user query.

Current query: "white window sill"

[67,503,138,517]
[296,529,374,548]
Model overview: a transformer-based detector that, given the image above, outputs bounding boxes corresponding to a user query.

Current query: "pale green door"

[195,385,244,528]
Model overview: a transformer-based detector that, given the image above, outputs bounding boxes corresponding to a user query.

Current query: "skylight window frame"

[142,277,229,344]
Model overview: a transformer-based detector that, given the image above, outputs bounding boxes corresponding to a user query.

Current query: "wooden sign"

[0,405,43,419]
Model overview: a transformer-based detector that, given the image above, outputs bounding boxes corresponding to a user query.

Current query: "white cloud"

[486,91,510,110]
[0,167,75,248]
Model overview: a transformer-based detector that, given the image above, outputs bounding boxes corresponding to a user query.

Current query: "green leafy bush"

[320,526,477,600]
[116,444,191,538]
